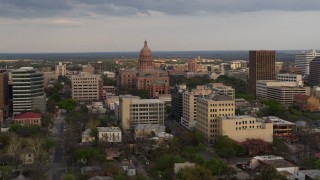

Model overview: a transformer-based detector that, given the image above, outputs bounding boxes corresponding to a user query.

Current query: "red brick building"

[118,41,170,98]
[14,112,41,126]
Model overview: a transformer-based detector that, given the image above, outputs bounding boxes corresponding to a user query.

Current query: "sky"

[0,0,320,53]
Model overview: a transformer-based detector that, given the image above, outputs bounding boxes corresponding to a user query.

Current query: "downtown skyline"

[0,0,320,53]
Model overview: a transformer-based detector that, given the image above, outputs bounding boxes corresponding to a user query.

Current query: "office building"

[71,73,103,102]
[82,64,95,74]
[276,73,303,86]
[206,83,235,99]
[294,49,319,76]
[263,116,295,141]
[275,62,284,74]
[309,57,320,85]
[267,86,306,105]
[181,86,213,130]
[171,84,187,121]
[119,96,165,130]
[248,50,276,96]
[0,70,9,117]
[12,67,46,114]
[217,115,273,143]
[256,80,299,99]
[188,60,198,73]
[196,95,235,143]
[55,62,67,79]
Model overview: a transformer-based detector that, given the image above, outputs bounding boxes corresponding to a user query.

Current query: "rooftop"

[97,127,121,132]
[131,99,164,104]
[263,116,294,125]
[260,159,297,168]
[15,112,41,119]
[299,169,320,178]
[253,155,284,161]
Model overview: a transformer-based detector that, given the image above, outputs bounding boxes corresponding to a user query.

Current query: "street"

[47,114,67,180]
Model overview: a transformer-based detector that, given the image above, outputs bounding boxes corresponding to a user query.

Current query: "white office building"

[12,67,46,114]
[294,49,319,76]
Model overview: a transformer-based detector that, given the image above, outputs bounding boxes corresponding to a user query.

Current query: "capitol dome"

[138,40,154,71]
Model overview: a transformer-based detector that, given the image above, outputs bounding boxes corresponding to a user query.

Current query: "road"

[47,114,67,180]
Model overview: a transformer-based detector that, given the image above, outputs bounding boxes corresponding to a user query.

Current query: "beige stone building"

[120,96,165,130]
[71,73,103,102]
[55,62,67,79]
[181,85,213,130]
[217,115,273,143]
[82,64,94,74]
[196,95,235,143]
[267,86,306,105]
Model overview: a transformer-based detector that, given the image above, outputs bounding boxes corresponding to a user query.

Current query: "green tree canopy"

[59,99,77,112]
[177,165,215,180]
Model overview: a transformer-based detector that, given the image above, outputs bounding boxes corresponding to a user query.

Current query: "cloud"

[50,19,83,26]
[0,0,320,19]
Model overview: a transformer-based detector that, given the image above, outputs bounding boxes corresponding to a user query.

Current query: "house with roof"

[14,112,41,126]
[20,148,35,165]
[97,127,122,143]
[120,161,136,176]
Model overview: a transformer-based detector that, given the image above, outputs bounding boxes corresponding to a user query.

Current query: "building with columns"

[117,41,170,98]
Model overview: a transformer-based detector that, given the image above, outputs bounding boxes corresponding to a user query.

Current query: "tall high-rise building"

[309,57,320,85]
[0,70,9,117]
[294,49,319,76]
[248,50,276,96]
[55,62,67,79]
[12,67,46,115]
[171,84,187,121]
[71,73,103,102]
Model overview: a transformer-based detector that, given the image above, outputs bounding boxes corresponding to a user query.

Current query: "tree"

[205,157,228,176]
[27,135,46,162]
[255,167,287,180]
[63,173,76,180]
[59,99,77,112]
[177,165,215,180]
[41,113,53,128]
[215,136,245,158]
[6,134,22,164]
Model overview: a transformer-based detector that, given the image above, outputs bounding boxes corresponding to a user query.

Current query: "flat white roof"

[253,155,284,161]
[97,127,121,132]
[264,116,295,125]
[131,99,164,104]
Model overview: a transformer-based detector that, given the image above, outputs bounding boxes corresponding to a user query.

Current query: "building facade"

[267,86,306,105]
[12,67,46,115]
[82,64,94,74]
[0,70,9,117]
[217,115,273,143]
[248,50,276,96]
[196,95,235,143]
[276,73,303,86]
[309,57,320,85]
[188,60,198,73]
[71,73,103,102]
[117,41,170,98]
[55,62,66,79]
[256,80,299,99]
[14,112,41,126]
[120,96,165,130]
[171,84,187,121]
[294,49,319,76]
[97,127,122,143]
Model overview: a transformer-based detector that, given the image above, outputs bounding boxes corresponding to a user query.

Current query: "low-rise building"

[256,80,298,99]
[120,161,136,176]
[20,148,35,165]
[103,71,116,78]
[105,96,119,110]
[298,169,320,180]
[276,73,303,86]
[217,115,273,143]
[250,155,299,177]
[206,83,235,99]
[294,94,320,112]
[174,161,196,174]
[82,129,95,143]
[267,86,307,105]
[14,112,41,126]
[263,116,296,141]
[97,127,122,143]
[134,124,165,140]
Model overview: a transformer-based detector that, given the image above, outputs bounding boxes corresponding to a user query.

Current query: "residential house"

[14,112,41,126]
[120,161,136,176]
[97,127,122,143]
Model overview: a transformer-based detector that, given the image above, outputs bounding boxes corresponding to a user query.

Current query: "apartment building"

[119,96,165,130]
[71,73,103,102]
[196,95,235,143]
[12,67,46,114]
[97,127,122,143]
[55,62,67,79]
[217,115,273,143]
